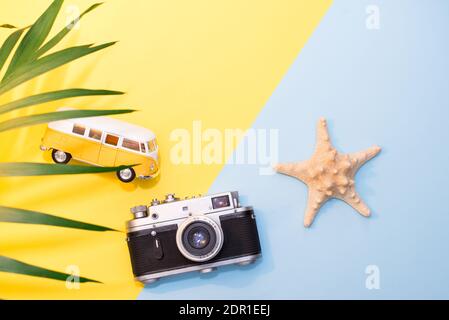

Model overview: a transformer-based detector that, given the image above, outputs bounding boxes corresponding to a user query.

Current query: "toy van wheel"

[117,168,136,183]
[52,149,71,164]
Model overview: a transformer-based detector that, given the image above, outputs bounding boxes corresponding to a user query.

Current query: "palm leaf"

[0,88,124,115]
[0,2,132,287]
[0,27,27,73]
[3,0,63,78]
[0,162,136,177]
[0,42,116,96]
[0,24,17,29]
[0,256,100,283]
[0,206,114,231]
[0,108,134,132]
[34,3,104,59]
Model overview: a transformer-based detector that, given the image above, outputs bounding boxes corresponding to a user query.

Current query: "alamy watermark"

[65,264,81,290]
[365,264,380,290]
[66,4,81,30]
[366,5,380,30]
[169,121,279,175]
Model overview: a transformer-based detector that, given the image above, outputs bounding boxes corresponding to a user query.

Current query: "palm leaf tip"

[0,108,135,132]
[0,42,118,95]
[4,0,64,77]
[0,256,101,283]
[0,206,115,232]
[0,162,136,177]
[0,88,125,115]
[0,24,17,29]
[0,27,27,73]
[34,2,106,59]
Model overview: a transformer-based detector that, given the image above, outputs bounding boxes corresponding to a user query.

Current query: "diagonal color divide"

[0,0,332,299]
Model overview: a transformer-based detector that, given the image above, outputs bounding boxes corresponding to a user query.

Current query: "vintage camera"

[126,191,262,284]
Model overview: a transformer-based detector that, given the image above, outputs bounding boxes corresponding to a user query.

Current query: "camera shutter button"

[164,193,179,202]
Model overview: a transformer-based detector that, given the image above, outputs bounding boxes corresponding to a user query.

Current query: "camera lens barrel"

[176,216,224,262]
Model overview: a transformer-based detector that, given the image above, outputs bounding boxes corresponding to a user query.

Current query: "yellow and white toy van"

[40,109,159,183]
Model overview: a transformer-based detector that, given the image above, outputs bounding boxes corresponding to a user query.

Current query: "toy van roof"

[48,108,156,142]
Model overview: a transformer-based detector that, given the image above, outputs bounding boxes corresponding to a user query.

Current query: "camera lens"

[176,217,224,262]
[182,222,216,257]
[188,227,210,249]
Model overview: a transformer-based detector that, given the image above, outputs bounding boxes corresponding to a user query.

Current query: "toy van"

[40,109,159,183]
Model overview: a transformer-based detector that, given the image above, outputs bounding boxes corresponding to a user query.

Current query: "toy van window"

[140,143,146,153]
[72,124,86,135]
[122,138,140,151]
[89,129,102,140]
[105,134,119,146]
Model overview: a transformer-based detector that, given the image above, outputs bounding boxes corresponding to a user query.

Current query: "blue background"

[139,0,449,299]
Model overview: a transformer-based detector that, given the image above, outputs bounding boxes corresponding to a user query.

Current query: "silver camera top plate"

[127,191,246,232]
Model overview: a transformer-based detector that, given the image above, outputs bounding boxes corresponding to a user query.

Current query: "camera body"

[126,191,262,284]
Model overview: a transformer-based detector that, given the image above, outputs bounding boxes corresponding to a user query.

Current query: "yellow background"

[0,0,331,299]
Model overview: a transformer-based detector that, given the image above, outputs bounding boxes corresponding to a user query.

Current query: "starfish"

[274,118,381,227]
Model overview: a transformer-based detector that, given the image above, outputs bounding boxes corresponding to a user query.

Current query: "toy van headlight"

[147,158,158,175]
[148,139,157,153]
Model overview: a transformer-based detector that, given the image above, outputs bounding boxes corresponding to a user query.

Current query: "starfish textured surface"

[274,118,381,227]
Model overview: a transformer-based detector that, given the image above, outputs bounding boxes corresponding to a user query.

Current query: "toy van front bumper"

[138,169,160,180]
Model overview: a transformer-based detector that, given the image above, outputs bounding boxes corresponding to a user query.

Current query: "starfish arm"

[304,188,327,227]
[338,189,371,217]
[274,161,309,181]
[315,117,333,152]
[348,145,381,171]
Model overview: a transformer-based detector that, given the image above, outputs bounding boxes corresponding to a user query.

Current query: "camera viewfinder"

[211,195,230,209]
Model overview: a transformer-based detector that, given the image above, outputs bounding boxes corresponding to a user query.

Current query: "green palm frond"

[0,42,117,95]
[0,162,136,177]
[0,256,100,283]
[0,24,17,29]
[0,89,124,115]
[0,27,28,72]
[0,0,136,284]
[0,108,135,132]
[34,2,104,59]
[0,206,114,231]
[3,0,63,78]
